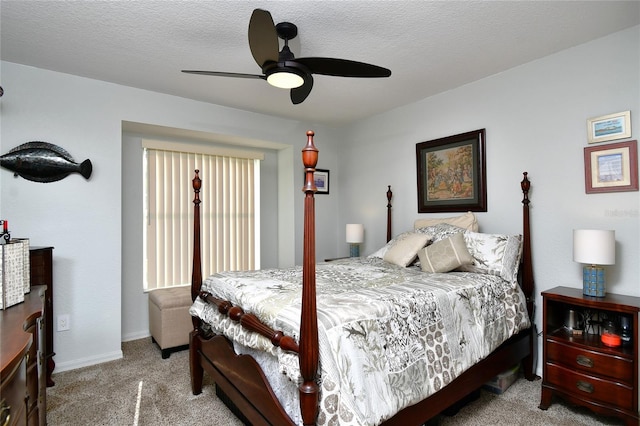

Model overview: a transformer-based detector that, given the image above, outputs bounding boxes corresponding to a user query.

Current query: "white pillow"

[414,211,478,232]
[417,233,474,273]
[383,233,430,267]
[458,232,523,282]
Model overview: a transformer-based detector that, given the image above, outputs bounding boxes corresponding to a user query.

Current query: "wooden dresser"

[29,246,55,386]
[0,286,47,426]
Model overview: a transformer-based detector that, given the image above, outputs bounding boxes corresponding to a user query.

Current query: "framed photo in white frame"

[587,110,631,144]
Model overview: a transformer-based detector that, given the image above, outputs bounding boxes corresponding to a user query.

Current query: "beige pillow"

[414,211,478,232]
[383,233,430,267]
[417,233,474,273]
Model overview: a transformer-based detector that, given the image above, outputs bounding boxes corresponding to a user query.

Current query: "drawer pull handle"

[576,380,594,394]
[576,354,594,368]
[0,399,10,426]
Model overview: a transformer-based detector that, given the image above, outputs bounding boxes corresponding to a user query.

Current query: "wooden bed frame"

[189,131,536,425]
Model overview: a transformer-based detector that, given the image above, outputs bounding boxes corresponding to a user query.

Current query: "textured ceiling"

[1,1,639,126]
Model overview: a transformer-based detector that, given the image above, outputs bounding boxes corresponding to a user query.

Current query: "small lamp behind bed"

[346,224,364,257]
[573,229,616,297]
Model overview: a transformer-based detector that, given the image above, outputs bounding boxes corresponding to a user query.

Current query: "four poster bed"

[188,131,536,425]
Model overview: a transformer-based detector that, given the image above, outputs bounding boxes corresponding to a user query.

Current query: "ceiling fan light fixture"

[266,68,304,89]
[183,9,391,104]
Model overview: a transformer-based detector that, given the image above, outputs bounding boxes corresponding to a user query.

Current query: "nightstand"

[540,286,640,425]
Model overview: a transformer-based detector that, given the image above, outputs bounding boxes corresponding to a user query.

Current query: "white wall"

[0,62,342,370]
[339,26,640,376]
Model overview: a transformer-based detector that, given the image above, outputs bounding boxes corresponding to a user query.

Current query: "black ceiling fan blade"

[290,74,314,104]
[248,9,279,68]
[182,70,266,80]
[295,57,391,78]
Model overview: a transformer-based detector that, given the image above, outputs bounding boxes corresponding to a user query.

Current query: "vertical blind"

[143,142,261,291]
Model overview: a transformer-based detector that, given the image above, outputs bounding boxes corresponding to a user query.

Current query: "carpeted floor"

[47,338,625,425]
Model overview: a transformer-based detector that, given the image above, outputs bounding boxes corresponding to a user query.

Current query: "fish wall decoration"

[0,142,92,183]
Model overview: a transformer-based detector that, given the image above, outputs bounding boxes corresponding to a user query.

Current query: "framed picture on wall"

[416,129,487,212]
[584,140,638,193]
[314,169,330,194]
[586,111,631,144]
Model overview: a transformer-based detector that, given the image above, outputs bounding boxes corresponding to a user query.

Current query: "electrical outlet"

[57,314,70,331]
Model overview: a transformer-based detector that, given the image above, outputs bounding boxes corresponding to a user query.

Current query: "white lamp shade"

[346,224,364,244]
[573,229,615,265]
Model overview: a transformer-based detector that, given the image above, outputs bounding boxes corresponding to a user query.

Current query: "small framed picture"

[314,169,330,194]
[586,111,631,144]
[584,140,638,193]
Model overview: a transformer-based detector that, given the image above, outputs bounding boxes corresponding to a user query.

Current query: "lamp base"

[583,265,605,297]
[349,244,360,257]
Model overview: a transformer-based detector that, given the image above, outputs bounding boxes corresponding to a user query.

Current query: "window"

[142,140,262,291]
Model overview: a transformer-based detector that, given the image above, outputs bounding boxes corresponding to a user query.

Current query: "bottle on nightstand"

[601,320,621,347]
[620,315,632,347]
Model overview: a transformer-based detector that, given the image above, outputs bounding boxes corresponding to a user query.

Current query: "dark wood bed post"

[190,170,204,395]
[520,172,537,380]
[520,172,534,318]
[191,170,203,304]
[386,185,393,243]
[300,131,320,425]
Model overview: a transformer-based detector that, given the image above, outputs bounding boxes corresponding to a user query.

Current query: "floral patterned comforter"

[189,256,530,426]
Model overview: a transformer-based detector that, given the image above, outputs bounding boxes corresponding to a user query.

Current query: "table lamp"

[346,224,364,257]
[573,229,615,297]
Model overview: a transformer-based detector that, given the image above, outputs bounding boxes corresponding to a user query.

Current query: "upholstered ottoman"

[148,286,192,358]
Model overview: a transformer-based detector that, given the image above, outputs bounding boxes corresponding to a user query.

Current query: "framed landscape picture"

[416,129,486,213]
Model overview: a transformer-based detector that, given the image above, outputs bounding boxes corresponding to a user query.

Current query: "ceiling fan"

[182,8,391,104]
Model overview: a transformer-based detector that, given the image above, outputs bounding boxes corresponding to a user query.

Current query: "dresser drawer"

[546,362,634,410]
[546,339,633,383]
[0,356,27,426]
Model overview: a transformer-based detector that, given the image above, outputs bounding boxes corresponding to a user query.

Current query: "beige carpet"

[47,338,624,425]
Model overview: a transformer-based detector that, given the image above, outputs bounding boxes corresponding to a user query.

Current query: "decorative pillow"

[383,232,430,267]
[414,223,467,243]
[417,233,474,273]
[368,229,429,259]
[458,232,523,282]
[368,231,411,259]
[414,211,479,232]
[368,223,464,260]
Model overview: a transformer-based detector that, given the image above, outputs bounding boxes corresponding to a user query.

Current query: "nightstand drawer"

[546,362,634,410]
[547,339,633,382]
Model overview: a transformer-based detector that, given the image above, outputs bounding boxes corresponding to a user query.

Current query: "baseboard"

[54,349,123,373]
[122,330,151,342]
